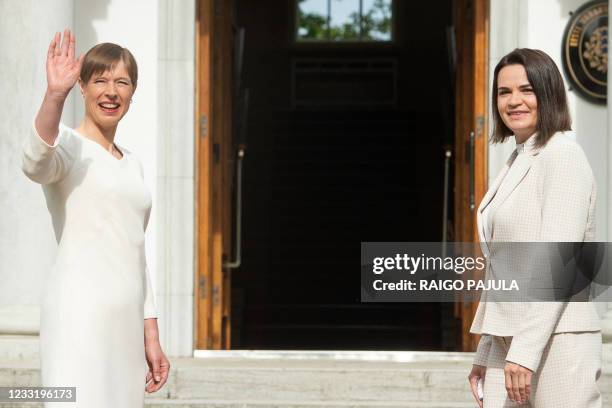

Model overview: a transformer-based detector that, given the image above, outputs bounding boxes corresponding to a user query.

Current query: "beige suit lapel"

[476,150,517,246]
[479,152,516,214]
[487,151,535,220]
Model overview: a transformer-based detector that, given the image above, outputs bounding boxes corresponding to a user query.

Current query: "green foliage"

[297,0,392,41]
[298,10,328,40]
[361,0,392,40]
[329,10,361,41]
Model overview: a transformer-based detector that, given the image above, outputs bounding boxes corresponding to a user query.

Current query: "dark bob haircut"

[491,48,571,148]
[79,43,138,89]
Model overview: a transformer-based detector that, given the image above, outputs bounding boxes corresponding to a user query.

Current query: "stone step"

[0,403,478,408]
[0,359,476,403]
[0,336,38,361]
[0,350,611,407]
[145,401,480,407]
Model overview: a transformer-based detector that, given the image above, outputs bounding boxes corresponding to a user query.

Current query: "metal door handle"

[442,147,452,257]
[469,131,475,211]
[224,145,246,269]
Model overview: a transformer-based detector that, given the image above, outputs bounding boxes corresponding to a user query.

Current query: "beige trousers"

[482,332,602,408]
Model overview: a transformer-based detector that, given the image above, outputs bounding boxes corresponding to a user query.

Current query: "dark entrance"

[231,0,460,350]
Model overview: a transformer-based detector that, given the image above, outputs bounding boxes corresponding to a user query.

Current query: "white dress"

[21,122,157,408]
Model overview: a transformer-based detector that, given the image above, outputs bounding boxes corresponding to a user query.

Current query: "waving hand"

[33,29,84,146]
[46,29,84,98]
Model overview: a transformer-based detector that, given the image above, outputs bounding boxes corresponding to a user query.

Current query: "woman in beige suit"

[467,48,602,407]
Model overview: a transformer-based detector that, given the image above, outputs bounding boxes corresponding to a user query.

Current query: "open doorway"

[234,0,454,350]
[194,0,489,351]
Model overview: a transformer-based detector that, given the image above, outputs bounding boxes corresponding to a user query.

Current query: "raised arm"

[22,29,84,184]
[36,29,84,143]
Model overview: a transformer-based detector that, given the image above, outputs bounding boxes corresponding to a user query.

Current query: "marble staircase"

[0,336,611,407]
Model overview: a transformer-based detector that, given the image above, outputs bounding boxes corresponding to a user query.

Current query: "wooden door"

[195,0,488,351]
[453,0,489,352]
[195,0,235,349]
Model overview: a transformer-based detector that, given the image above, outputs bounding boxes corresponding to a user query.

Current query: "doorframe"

[195,0,234,350]
[194,0,490,352]
[453,0,489,352]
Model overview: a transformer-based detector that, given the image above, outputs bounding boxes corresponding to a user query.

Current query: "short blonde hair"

[80,43,138,88]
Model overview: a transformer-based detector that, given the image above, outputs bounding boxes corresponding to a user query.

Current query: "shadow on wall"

[73,0,111,127]
[74,0,111,55]
[556,0,586,20]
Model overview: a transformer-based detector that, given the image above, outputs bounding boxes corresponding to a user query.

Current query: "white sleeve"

[141,163,158,320]
[144,263,158,319]
[21,121,74,184]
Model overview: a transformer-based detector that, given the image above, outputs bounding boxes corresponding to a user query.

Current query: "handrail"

[224,145,246,269]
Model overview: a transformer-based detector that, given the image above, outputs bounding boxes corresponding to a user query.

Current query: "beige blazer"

[470,132,600,372]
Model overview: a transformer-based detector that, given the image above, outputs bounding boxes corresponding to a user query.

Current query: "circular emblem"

[562,0,608,104]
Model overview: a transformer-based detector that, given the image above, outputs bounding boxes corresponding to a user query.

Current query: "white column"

[155,0,196,356]
[0,0,74,334]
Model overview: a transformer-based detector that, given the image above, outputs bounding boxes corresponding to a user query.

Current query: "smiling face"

[79,59,135,129]
[496,64,538,142]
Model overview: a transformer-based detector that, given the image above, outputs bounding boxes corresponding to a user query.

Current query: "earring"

[130,99,133,103]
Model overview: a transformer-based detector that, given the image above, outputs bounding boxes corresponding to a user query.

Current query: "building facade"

[1,0,611,360]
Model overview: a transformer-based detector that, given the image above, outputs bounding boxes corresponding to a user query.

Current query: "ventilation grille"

[291,58,397,108]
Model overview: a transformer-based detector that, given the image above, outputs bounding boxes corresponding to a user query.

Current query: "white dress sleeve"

[21,121,75,184]
[143,263,158,319]
[140,163,158,320]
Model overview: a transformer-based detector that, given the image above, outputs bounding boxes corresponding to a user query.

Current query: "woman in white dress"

[21,29,170,407]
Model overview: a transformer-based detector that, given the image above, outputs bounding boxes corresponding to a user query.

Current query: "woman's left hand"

[504,362,533,404]
[145,338,170,393]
